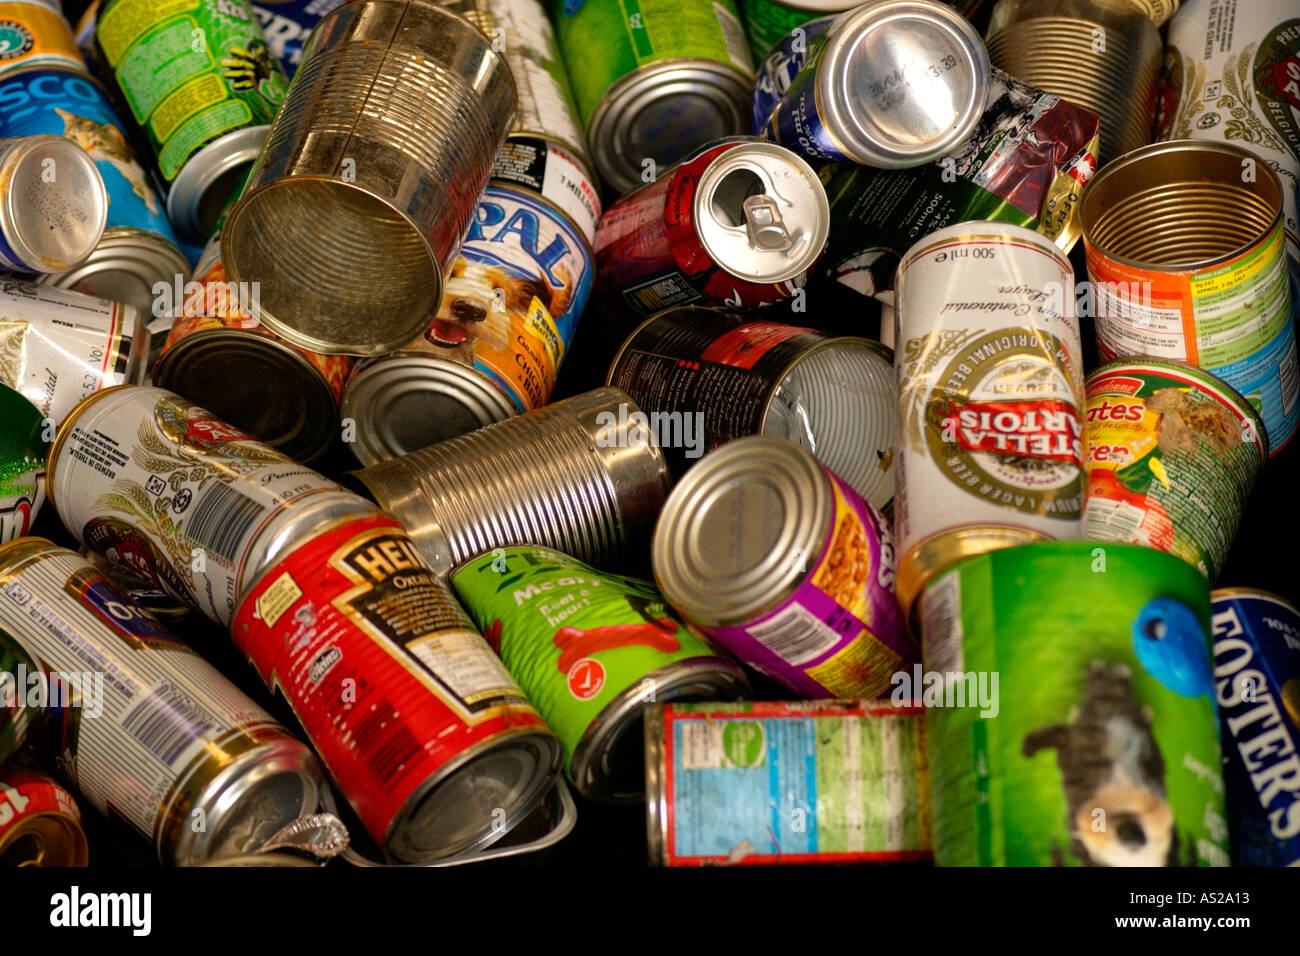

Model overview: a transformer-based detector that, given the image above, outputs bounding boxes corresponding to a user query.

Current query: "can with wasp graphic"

[0,1,83,78]
[0,762,88,866]
[0,133,106,275]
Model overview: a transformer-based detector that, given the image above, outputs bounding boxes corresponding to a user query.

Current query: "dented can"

[0,133,106,274]
[0,1,83,77]
[0,763,88,866]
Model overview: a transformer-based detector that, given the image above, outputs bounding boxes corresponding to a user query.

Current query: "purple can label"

[752,14,833,134]
[703,467,914,698]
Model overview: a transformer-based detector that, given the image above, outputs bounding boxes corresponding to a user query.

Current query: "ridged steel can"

[221,0,516,356]
[607,306,896,513]
[0,762,88,866]
[893,221,1084,626]
[0,538,322,865]
[346,388,672,576]
[1079,140,1298,454]
[0,133,106,274]
[653,435,914,700]
[0,0,83,77]
[985,0,1163,165]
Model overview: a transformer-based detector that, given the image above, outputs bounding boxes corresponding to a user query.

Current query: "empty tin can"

[0,133,106,274]
[0,383,46,545]
[346,388,672,575]
[1079,139,1298,455]
[737,0,856,60]
[232,510,562,863]
[0,538,322,865]
[221,0,516,356]
[595,137,829,317]
[653,435,914,700]
[554,0,755,195]
[0,763,88,866]
[607,306,896,513]
[758,1,990,167]
[0,1,82,77]
[893,221,1084,626]
[985,0,1163,165]
[645,700,931,865]
[1082,360,1266,582]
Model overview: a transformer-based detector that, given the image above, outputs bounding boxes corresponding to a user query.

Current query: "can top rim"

[1210,587,1299,614]
[1,135,107,271]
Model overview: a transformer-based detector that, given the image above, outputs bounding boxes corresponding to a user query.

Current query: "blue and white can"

[751,14,832,134]
[250,0,345,77]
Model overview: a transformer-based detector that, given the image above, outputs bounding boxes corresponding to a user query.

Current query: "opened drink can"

[0,763,88,866]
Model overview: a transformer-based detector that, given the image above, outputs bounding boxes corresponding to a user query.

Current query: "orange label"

[0,4,84,77]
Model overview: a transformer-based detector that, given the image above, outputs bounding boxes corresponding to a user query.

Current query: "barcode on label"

[1279,336,1298,416]
[714,2,754,74]
[122,682,217,766]
[920,572,963,676]
[352,705,421,787]
[747,603,841,666]
[185,481,263,562]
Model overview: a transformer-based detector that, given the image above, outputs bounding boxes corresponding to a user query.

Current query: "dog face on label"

[424,258,575,360]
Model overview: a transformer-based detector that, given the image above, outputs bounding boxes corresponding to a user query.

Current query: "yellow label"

[150,70,223,141]
[1082,393,1158,472]
[523,296,564,369]
[810,480,873,622]
[805,631,903,699]
[98,0,198,65]
[257,571,302,628]
[0,4,81,68]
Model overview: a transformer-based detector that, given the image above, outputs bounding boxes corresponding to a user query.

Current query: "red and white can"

[0,763,88,866]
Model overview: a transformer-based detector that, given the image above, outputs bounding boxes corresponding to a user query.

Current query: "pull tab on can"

[743,194,793,251]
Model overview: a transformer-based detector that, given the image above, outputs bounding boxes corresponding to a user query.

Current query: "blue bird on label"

[1131,597,1212,698]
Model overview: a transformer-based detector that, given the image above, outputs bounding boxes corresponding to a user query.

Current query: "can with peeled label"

[0,1,83,77]
[0,763,88,866]
[0,383,46,546]
[0,133,106,275]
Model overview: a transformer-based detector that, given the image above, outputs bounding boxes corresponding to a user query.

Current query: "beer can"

[250,0,345,77]
[221,0,516,356]
[653,435,914,700]
[0,632,38,766]
[921,541,1228,866]
[0,133,106,274]
[607,306,896,513]
[0,538,322,865]
[736,0,856,61]
[152,236,351,466]
[554,0,755,196]
[450,545,750,801]
[985,0,1162,166]
[1210,588,1300,868]
[1079,139,1299,454]
[758,1,990,167]
[0,383,46,545]
[346,388,672,576]
[231,511,562,863]
[0,763,88,866]
[45,384,368,626]
[645,700,931,865]
[893,221,1084,626]
[594,137,829,317]
[0,1,82,77]
[1082,360,1265,582]
[92,0,292,243]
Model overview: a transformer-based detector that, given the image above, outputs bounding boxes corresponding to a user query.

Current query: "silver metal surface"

[165,125,267,244]
[0,134,107,273]
[643,703,668,866]
[41,226,190,317]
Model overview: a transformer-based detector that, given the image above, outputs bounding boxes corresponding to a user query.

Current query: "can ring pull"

[742,195,793,252]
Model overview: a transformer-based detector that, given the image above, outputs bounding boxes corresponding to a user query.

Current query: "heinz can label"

[0,2,83,77]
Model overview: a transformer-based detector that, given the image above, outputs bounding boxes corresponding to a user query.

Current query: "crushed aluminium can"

[0,133,106,274]
[0,538,323,865]
[921,541,1228,867]
[0,1,83,77]
[0,383,46,545]
[0,763,88,866]
[645,700,931,865]
[450,545,750,802]
[653,435,914,700]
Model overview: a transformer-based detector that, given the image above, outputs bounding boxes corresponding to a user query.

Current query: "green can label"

[737,0,834,60]
[96,0,288,180]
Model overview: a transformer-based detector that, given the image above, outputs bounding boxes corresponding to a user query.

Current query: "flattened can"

[45,385,367,626]
[0,383,46,545]
[607,307,896,512]
[1079,140,1298,454]
[1082,360,1265,582]
[1210,588,1300,867]
[0,538,322,865]
[450,545,750,801]
[653,435,914,700]
[921,541,1228,866]
[0,133,106,274]
[893,221,1084,626]
[594,137,829,317]
[0,1,82,77]
[232,511,562,863]
[645,700,931,865]
[250,0,345,76]
[736,0,856,61]
[0,763,88,866]
[346,388,672,576]
[553,0,755,195]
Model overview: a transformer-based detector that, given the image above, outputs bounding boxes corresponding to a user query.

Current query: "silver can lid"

[693,141,830,285]
[0,134,107,273]
[817,0,989,167]
[652,434,832,627]
[40,227,190,317]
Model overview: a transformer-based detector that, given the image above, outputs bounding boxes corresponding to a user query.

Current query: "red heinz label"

[943,400,1082,462]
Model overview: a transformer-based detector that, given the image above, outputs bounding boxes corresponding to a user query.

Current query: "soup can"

[0,763,88,866]
[0,1,82,77]
[921,541,1228,866]
[0,383,46,545]
[221,0,516,356]
[0,133,106,274]
[1079,139,1298,454]
[736,0,856,60]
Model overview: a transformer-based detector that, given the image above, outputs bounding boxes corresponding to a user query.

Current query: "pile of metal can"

[1,0,1298,869]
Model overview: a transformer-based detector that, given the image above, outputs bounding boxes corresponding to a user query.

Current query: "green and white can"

[736,0,854,60]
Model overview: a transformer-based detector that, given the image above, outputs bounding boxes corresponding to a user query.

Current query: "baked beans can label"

[0,2,84,77]
[232,514,543,850]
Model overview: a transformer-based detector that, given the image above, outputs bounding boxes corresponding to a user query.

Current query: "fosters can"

[0,1,83,77]
[0,133,106,274]
[0,763,88,866]
[893,221,1084,624]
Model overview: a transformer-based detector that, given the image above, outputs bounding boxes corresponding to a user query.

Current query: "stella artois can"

[893,221,1085,625]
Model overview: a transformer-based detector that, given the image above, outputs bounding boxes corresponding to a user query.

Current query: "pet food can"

[1082,360,1266,582]
[0,1,82,77]
[736,0,855,60]
[759,1,989,167]
[92,0,291,243]
[221,0,516,356]
[554,0,755,195]
[0,763,88,866]
[893,221,1084,626]
[45,384,369,626]
[151,236,350,466]
[594,137,829,317]
[645,699,931,865]
[0,631,38,765]
[493,140,601,247]
[1079,140,1298,454]
[0,383,46,545]
[232,510,562,863]
[0,538,322,865]
[653,435,914,699]
[250,0,345,76]
[607,307,896,512]
[0,133,106,274]
[451,545,750,802]
[1210,588,1300,867]
[346,388,671,576]
[921,540,1228,866]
